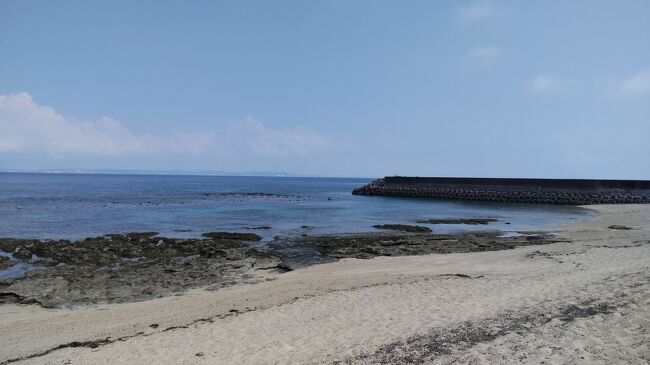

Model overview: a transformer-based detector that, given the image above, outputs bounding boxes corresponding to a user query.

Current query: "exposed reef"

[373,224,432,233]
[415,218,498,225]
[290,231,566,261]
[0,233,283,308]
[1,228,568,307]
[201,232,263,241]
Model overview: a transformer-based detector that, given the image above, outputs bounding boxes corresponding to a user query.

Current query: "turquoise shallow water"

[0,173,594,241]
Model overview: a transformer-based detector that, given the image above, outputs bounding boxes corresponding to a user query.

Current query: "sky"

[1,0,649,178]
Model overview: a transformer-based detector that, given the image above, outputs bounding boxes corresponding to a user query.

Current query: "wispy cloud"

[458,2,497,21]
[227,116,329,158]
[0,92,329,160]
[531,74,562,93]
[616,69,650,97]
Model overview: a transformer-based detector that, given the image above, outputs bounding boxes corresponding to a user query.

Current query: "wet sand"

[1,204,649,364]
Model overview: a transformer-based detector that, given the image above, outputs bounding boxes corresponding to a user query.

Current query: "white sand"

[2,204,649,364]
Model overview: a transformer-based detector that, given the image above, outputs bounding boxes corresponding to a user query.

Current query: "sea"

[0,172,594,241]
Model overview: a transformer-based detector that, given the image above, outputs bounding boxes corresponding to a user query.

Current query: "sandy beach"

[1,204,649,364]
[3,1,648,363]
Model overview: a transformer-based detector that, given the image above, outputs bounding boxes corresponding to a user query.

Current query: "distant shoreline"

[0,170,371,179]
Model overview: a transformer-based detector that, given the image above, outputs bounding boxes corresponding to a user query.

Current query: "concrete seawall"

[352,177,650,205]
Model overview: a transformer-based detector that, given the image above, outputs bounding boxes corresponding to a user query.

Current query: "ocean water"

[0,173,594,241]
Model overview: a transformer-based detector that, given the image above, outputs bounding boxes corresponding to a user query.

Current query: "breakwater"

[352,177,650,205]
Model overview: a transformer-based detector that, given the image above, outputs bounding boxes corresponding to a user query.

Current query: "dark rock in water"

[608,225,632,230]
[373,224,432,233]
[201,232,262,241]
[0,256,13,270]
[13,246,33,260]
[173,229,192,232]
[247,226,272,230]
[415,218,498,225]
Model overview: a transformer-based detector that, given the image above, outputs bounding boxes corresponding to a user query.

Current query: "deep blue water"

[0,173,594,241]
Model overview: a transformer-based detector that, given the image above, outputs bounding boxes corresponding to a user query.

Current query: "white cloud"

[227,116,329,158]
[0,92,158,156]
[531,74,562,93]
[0,92,328,160]
[617,69,650,96]
[458,2,497,21]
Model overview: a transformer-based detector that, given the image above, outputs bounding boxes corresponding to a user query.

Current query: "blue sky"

[1,0,649,178]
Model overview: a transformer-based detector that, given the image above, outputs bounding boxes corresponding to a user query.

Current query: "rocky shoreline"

[0,232,284,308]
[0,226,571,308]
[1,205,647,365]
